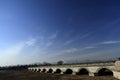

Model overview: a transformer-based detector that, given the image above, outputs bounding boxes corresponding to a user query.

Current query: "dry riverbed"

[0,71,119,80]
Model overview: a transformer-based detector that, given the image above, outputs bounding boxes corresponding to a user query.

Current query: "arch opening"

[42,69,46,72]
[55,69,61,73]
[97,68,113,76]
[32,69,35,72]
[34,69,37,72]
[77,68,89,75]
[64,69,73,74]
[38,69,41,72]
[47,69,53,73]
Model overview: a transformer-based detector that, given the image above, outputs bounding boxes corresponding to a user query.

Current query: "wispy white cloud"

[46,40,120,63]
[50,47,120,63]
[79,33,91,39]
[45,42,53,47]
[0,38,37,56]
[64,39,74,45]
[80,40,120,50]
[100,41,120,44]
[62,48,120,62]
[53,40,120,57]
[50,46,96,57]
[1,43,24,56]
[0,38,37,66]
[26,38,37,46]
[49,32,58,39]
[60,40,120,62]
[64,33,91,46]
[38,32,58,48]
[84,46,96,49]
[45,32,60,48]
[63,48,78,53]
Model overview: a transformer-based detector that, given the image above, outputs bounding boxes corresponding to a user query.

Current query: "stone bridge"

[28,60,120,79]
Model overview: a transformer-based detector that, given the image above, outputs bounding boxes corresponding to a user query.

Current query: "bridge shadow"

[42,69,46,72]
[76,68,89,75]
[47,69,53,73]
[54,69,61,73]
[37,69,41,72]
[97,68,113,76]
[64,69,73,74]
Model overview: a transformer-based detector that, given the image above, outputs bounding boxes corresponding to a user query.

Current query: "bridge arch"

[34,69,37,72]
[47,68,53,73]
[32,69,34,72]
[97,68,113,76]
[42,68,46,72]
[55,69,62,73]
[64,68,73,74]
[38,69,41,72]
[77,68,89,75]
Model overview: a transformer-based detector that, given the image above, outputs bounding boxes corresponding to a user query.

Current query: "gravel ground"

[0,71,119,80]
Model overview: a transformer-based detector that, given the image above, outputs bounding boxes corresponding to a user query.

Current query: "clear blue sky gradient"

[0,0,120,66]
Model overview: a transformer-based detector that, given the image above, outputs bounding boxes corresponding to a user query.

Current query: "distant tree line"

[0,61,64,71]
[0,64,37,71]
[0,58,119,71]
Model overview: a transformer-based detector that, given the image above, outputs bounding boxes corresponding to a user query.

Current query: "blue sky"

[0,0,120,66]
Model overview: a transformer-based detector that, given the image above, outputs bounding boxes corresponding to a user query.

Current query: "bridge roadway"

[28,60,120,79]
